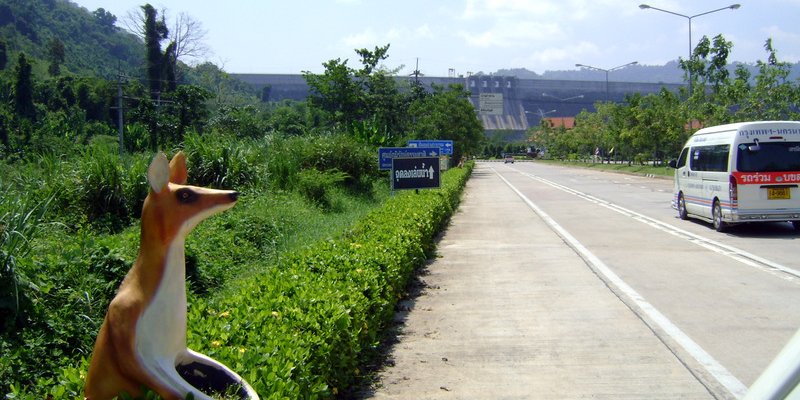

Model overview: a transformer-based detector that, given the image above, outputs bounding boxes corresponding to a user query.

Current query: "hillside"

[0,0,142,78]
[496,59,800,84]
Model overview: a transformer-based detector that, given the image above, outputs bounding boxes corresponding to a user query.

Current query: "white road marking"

[519,170,800,283]
[492,166,750,399]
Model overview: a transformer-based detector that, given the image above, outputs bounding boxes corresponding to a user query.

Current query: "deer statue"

[85,152,258,400]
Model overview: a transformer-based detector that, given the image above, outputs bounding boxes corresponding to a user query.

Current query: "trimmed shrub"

[184,162,473,398]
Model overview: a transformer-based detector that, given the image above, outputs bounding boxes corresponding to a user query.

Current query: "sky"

[70,0,800,77]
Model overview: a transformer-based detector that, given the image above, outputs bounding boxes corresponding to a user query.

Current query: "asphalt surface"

[363,163,716,399]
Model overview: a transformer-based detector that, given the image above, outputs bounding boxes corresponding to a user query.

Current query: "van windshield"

[736,142,800,172]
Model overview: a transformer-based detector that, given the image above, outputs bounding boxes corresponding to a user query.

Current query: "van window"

[676,147,689,168]
[690,145,730,172]
[736,142,800,172]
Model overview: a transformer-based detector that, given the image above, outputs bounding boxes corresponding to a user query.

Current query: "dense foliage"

[531,35,800,164]
[303,44,485,158]
[0,0,142,77]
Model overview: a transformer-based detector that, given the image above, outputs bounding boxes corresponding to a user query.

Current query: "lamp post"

[525,109,556,126]
[639,3,740,93]
[542,93,584,101]
[537,108,556,119]
[574,62,638,101]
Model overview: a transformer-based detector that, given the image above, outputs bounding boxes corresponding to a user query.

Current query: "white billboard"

[479,93,503,115]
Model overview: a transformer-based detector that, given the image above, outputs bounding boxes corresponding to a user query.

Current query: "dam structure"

[233,73,684,133]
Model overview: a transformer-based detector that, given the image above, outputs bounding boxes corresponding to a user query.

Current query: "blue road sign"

[391,157,440,190]
[407,140,454,155]
[378,147,439,170]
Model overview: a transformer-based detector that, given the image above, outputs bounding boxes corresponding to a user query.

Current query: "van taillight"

[729,174,738,202]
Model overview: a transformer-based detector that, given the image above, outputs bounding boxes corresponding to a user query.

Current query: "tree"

[13,53,35,121]
[407,84,484,162]
[168,84,211,140]
[304,44,412,144]
[142,4,167,99]
[47,37,65,76]
[163,41,177,92]
[303,57,364,127]
[93,8,117,30]
[124,7,207,65]
[737,39,798,121]
[170,12,209,65]
[0,39,7,71]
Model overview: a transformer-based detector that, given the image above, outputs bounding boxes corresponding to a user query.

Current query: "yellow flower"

[211,340,222,348]
[219,311,231,318]
[332,387,338,395]
[271,311,280,318]
[238,347,246,354]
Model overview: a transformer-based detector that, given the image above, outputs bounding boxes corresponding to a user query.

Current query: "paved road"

[363,161,800,399]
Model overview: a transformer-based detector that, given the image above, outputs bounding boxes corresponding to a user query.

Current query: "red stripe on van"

[733,172,800,185]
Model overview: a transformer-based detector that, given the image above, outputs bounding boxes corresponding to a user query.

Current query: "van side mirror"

[668,159,678,169]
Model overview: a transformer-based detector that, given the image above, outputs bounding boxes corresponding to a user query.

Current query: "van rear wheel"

[677,193,688,220]
[712,200,727,232]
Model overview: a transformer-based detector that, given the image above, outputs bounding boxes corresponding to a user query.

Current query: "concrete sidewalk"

[363,165,712,399]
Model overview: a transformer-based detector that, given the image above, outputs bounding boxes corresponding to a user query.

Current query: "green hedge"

[185,162,473,399]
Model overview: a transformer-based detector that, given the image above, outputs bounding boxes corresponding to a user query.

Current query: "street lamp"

[574,61,638,101]
[524,109,556,121]
[542,93,584,101]
[639,4,740,92]
[525,109,557,128]
[537,108,556,119]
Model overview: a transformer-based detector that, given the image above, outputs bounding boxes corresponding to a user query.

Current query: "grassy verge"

[10,163,473,399]
[535,158,674,178]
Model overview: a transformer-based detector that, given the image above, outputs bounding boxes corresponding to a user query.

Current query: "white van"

[669,121,800,232]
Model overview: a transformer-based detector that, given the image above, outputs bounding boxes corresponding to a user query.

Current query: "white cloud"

[341,24,438,54]
[415,24,434,38]
[460,0,560,19]
[342,29,379,48]
[458,20,562,48]
[522,41,603,70]
[761,25,800,42]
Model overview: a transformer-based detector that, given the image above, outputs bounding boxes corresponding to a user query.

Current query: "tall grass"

[183,132,270,191]
[0,190,53,329]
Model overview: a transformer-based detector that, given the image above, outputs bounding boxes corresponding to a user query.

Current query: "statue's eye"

[176,188,197,203]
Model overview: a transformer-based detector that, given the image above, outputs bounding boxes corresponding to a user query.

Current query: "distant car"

[504,155,514,164]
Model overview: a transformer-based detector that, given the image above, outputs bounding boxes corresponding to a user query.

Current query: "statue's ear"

[169,151,188,185]
[147,152,170,193]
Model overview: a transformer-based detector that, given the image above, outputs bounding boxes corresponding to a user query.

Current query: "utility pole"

[410,58,422,84]
[115,64,126,156]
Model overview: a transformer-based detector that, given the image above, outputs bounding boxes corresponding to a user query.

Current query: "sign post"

[379,147,439,171]
[407,140,454,155]
[391,157,440,191]
[407,140,454,171]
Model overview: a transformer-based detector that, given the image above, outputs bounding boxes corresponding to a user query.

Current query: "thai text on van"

[739,128,800,138]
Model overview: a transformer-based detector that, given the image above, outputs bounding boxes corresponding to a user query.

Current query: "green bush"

[184,163,472,399]
[267,133,378,192]
[183,132,268,191]
[295,168,349,210]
